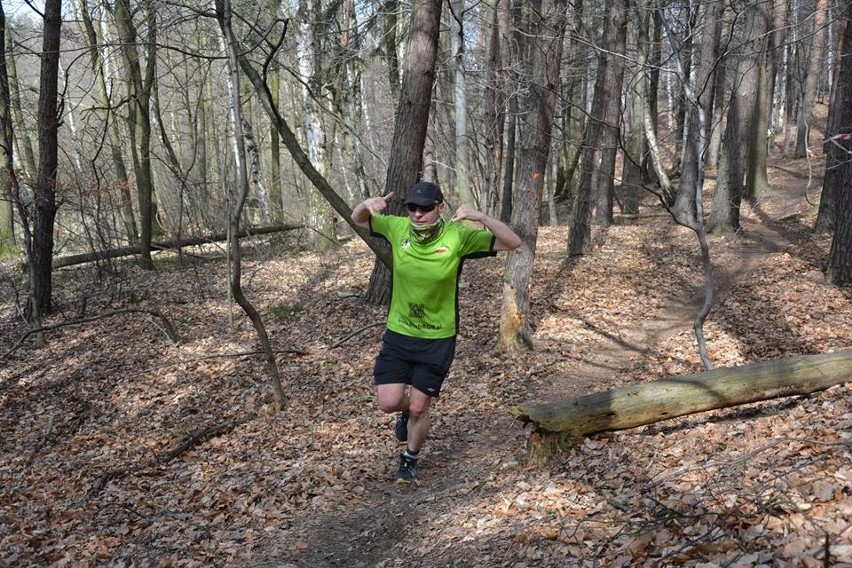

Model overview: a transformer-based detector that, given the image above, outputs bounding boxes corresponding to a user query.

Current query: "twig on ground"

[1,308,180,360]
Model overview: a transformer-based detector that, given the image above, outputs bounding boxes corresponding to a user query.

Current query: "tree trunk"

[112,0,158,270]
[79,0,138,245]
[672,0,721,226]
[620,0,649,216]
[554,0,586,206]
[3,25,37,182]
[815,4,850,235]
[513,349,852,460]
[47,225,302,269]
[795,0,828,158]
[216,0,286,410]
[568,0,627,256]
[27,0,63,321]
[364,0,443,304]
[707,2,766,234]
[297,0,336,250]
[745,48,771,199]
[0,2,15,256]
[481,0,508,217]
[500,0,523,225]
[449,0,473,205]
[824,7,852,285]
[267,0,283,224]
[499,0,566,350]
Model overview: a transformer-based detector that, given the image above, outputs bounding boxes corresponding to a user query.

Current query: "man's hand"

[451,203,521,252]
[366,192,395,216]
[352,192,395,228]
[451,203,484,223]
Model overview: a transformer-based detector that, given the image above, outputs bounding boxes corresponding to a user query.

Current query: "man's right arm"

[352,192,395,229]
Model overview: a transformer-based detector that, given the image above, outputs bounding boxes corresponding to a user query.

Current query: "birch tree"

[0,2,15,256]
[449,0,473,205]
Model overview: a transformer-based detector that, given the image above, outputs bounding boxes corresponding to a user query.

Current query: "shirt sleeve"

[369,214,391,239]
[457,224,497,258]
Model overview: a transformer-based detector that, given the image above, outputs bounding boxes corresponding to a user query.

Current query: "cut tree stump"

[512,349,852,461]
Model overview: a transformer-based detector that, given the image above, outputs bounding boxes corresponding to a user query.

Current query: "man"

[351,181,521,483]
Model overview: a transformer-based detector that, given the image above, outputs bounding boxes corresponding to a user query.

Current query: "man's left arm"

[452,204,522,252]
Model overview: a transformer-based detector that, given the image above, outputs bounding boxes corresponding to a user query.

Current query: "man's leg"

[376,383,408,414]
[406,387,433,452]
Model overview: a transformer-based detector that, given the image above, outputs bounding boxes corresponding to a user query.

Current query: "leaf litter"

[1,166,851,567]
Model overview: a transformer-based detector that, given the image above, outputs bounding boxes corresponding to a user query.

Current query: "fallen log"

[51,224,303,269]
[512,349,852,461]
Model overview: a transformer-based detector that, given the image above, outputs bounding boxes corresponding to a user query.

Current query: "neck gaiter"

[410,218,445,244]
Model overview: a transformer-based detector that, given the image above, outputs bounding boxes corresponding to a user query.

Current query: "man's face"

[407,202,443,224]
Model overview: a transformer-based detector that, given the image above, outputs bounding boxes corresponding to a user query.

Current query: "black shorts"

[373,329,457,397]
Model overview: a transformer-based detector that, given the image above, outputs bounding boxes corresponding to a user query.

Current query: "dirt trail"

[248,159,827,567]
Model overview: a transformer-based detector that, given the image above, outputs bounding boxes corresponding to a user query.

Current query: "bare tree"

[25,0,63,322]
[567,0,628,256]
[110,0,158,269]
[78,0,138,245]
[499,0,567,349]
[215,0,286,409]
[795,0,829,158]
[707,0,768,233]
[824,6,852,286]
[0,2,16,256]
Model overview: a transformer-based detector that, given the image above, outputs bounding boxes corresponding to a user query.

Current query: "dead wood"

[50,224,303,269]
[158,421,243,464]
[513,349,852,461]
[1,308,179,360]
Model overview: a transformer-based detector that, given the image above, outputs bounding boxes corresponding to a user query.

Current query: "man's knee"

[408,396,432,421]
[377,398,401,414]
[376,385,406,413]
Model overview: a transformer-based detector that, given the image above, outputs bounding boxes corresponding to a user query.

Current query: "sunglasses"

[407,203,437,213]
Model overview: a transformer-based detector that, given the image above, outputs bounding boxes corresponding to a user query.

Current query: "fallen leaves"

[2,181,852,566]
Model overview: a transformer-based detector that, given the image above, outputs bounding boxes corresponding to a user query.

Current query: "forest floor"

[1,151,851,567]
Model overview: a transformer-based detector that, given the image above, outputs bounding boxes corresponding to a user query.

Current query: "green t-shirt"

[370,215,496,339]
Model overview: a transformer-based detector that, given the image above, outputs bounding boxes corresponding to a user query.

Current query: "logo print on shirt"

[408,303,425,318]
[402,239,411,251]
[435,246,449,254]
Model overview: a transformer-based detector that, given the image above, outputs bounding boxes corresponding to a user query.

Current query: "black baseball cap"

[405,181,444,207]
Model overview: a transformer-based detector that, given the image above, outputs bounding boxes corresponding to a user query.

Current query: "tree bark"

[795,0,828,158]
[364,0,443,304]
[0,2,16,255]
[621,0,649,216]
[815,4,850,235]
[672,0,721,226]
[824,7,852,285]
[47,224,302,269]
[568,0,627,256]
[297,0,336,250]
[481,0,508,216]
[3,25,36,182]
[513,349,852,460]
[27,0,63,321]
[449,0,473,206]
[499,0,566,350]
[707,1,766,233]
